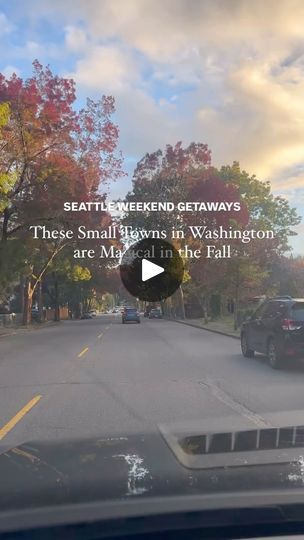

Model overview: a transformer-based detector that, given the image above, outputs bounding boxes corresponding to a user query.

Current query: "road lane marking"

[97,333,103,339]
[78,346,89,358]
[105,326,110,330]
[0,395,42,441]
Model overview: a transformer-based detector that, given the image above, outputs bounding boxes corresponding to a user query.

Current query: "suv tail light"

[282,318,302,331]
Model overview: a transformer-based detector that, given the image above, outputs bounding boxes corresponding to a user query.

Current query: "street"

[1,315,304,449]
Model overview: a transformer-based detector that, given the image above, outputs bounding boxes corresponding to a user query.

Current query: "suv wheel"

[241,333,254,358]
[268,339,282,369]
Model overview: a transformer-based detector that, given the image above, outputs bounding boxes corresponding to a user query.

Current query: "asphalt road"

[1,314,304,449]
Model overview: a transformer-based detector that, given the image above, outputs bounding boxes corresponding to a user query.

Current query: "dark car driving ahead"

[241,296,304,368]
[122,307,140,324]
[148,308,163,319]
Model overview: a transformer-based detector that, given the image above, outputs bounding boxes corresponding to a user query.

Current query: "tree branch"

[31,242,68,294]
[7,216,58,237]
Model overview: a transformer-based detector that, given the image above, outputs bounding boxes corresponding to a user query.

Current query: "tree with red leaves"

[123,142,248,317]
[0,61,124,324]
[125,142,247,232]
[124,143,300,323]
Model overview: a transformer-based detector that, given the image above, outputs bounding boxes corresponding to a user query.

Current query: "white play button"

[142,259,164,282]
[120,239,184,301]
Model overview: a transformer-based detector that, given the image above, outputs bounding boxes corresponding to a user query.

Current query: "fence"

[45,307,69,320]
[0,306,69,327]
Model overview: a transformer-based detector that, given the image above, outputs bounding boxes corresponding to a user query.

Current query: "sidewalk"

[0,320,60,338]
[173,315,240,339]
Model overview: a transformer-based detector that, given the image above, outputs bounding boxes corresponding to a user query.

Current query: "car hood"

[1,415,304,514]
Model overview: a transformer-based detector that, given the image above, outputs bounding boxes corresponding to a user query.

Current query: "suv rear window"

[263,302,288,318]
[291,303,304,321]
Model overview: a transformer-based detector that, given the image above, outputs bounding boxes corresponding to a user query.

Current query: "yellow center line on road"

[78,346,89,358]
[0,395,42,441]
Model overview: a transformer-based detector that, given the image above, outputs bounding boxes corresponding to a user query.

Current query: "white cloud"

[64,25,87,52]
[115,88,178,156]
[57,0,304,189]
[69,45,138,91]
[39,0,304,63]
[0,12,15,36]
[7,0,304,201]
[273,172,304,192]
[2,65,21,78]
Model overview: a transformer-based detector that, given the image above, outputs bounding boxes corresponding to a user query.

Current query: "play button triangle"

[142,259,164,282]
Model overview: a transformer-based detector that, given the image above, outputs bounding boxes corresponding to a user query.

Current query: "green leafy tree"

[219,162,301,251]
[0,102,18,213]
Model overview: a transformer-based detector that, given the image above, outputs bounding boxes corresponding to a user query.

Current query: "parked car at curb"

[81,312,94,320]
[241,296,304,369]
[31,308,40,321]
[144,305,152,317]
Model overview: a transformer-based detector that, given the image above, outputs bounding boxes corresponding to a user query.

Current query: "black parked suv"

[241,296,304,369]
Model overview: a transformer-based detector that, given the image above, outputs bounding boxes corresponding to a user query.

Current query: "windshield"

[0,0,304,521]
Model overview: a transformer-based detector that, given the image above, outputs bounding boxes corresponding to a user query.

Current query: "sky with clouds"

[0,0,303,252]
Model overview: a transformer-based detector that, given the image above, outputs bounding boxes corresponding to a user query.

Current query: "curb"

[0,331,18,338]
[169,318,240,340]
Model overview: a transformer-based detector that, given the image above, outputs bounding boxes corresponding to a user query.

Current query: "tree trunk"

[79,287,83,318]
[234,286,239,330]
[203,295,209,324]
[20,275,25,315]
[219,295,223,318]
[23,277,33,326]
[164,297,172,318]
[54,273,60,322]
[1,207,10,242]
[179,285,186,319]
[37,279,43,323]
